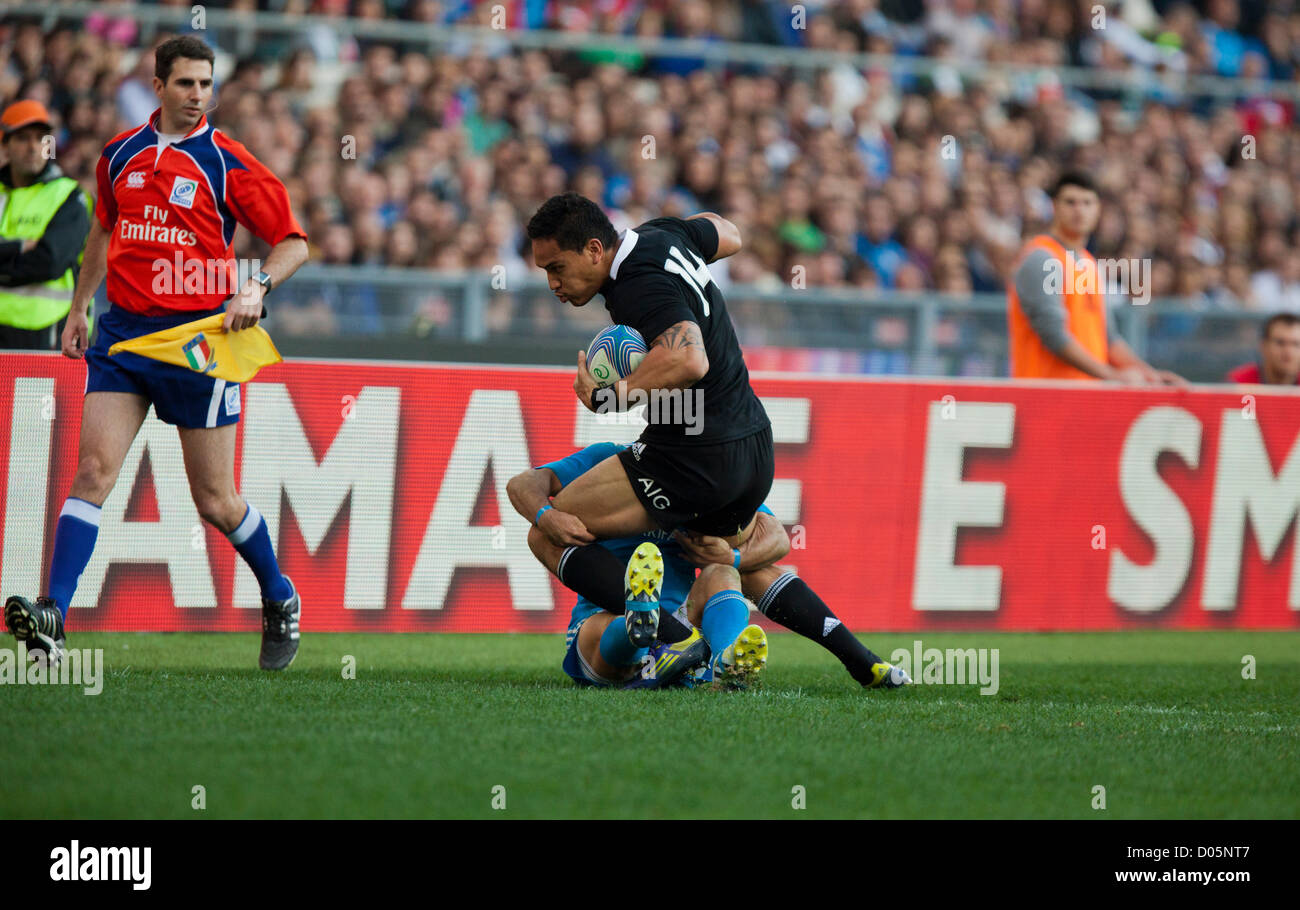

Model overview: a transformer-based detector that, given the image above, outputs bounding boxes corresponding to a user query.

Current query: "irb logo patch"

[169,177,198,208]
[224,385,241,415]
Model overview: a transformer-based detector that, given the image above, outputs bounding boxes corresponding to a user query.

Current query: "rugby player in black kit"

[524,193,775,674]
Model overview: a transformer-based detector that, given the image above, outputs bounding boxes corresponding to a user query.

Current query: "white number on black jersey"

[663,246,713,317]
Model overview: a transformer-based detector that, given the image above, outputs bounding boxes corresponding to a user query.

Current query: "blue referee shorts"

[85,304,242,429]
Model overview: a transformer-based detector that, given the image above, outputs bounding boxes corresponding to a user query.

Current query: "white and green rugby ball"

[586,324,647,389]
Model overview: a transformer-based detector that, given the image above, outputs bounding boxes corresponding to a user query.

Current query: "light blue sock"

[701,590,750,667]
[226,503,293,602]
[46,497,101,619]
[599,617,648,667]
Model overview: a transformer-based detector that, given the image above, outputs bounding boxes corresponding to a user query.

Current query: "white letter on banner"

[913,401,1014,610]
[1109,407,1201,612]
[76,415,215,608]
[404,389,553,610]
[2,378,53,599]
[1204,410,1300,610]
[236,384,400,609]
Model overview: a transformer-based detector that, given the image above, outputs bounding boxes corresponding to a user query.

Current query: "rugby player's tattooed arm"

[617,320,709,402]
[686,212,742,262]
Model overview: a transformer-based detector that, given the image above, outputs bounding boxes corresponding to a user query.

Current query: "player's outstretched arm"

[686,212,741,262]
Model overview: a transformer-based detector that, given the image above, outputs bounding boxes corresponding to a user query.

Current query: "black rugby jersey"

[597,216,770,446]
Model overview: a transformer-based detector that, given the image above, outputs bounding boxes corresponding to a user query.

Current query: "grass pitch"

[1,631,1297,819]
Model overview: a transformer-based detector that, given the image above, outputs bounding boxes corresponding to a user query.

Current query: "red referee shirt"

[1226,362,1300,385]
[94,107,306,315]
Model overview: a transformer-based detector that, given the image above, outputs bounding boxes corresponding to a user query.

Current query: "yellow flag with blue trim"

[107,313,282,383]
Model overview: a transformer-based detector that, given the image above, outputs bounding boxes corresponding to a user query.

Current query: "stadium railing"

[161,264,1265,383]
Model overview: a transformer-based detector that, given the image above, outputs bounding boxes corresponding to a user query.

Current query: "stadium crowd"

[3,0,1300,347]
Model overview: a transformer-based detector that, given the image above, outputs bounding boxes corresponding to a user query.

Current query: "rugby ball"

[586,324,647,389]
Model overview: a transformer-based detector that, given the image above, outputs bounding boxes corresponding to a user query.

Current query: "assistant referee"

[3,36,310,669]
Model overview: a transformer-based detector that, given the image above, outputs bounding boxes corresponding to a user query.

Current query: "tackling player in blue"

[509,442,774,688]
[509,443,912,689]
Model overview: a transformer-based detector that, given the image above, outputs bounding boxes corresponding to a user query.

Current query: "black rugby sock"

[656,610,692,644]
[757,574,883,687]
[556,544,628,613]
[556,543,690,642]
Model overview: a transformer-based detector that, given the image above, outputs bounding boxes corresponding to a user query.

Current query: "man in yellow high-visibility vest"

[0,99,92,349]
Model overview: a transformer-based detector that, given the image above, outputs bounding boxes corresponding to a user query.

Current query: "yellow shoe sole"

[624,542,664,648]
[716,623,768,688]
[625,542,664,602]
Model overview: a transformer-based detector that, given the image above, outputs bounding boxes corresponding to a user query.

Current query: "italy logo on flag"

[182,334,217,373]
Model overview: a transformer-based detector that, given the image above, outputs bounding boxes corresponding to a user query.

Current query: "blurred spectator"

[0,99,92,350]
[1225,312,1300,385]
[116,38,162,127]
[857,196,906,288]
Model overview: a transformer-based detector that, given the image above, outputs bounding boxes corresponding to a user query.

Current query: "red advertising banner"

[2,353,1299,631]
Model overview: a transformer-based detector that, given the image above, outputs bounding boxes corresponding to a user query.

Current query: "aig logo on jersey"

[637,477,670,510]
[169,176,199,209]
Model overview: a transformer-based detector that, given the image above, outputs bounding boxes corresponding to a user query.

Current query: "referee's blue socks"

[46,497,102,619]
[227,503,293,602]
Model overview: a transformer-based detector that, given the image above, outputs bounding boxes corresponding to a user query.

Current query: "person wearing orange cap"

[0,99,93,349]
